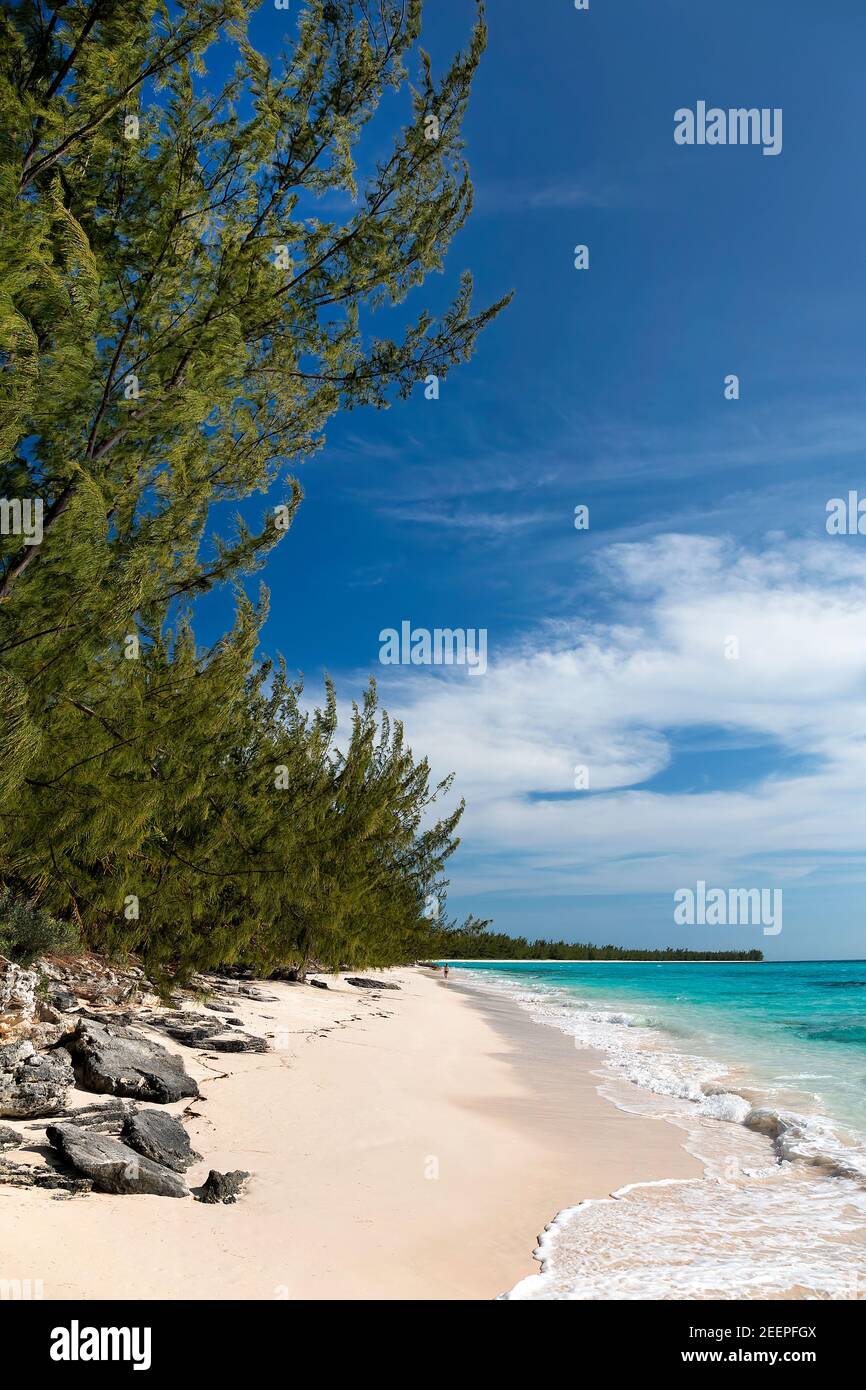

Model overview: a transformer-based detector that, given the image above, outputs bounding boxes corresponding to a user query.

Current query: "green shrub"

[0,887,80,967]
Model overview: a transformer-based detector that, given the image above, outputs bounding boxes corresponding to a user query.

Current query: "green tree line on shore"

[424,922,764,963]
[0,0,506,985]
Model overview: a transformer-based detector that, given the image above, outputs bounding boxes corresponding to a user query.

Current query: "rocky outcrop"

[0,956,38,1041]
[57,1099,137,1132]
[121,1110,199,1173]
[0,1158,92,1194]
[38,955,156,1011]
[145,1012,269,1054]
[47,1123,188,1198]
[230,984,277,1002]
[142,1013,220,1046]
[60,1018,198,1103]
[0,1039,75,1117]
[197,1168,249,1204]
[345,976,400,991]
[48,986,78,1012]
[202,1034,268,1053]
[0,1122,23,1149]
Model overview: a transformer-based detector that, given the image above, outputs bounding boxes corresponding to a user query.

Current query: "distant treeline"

[423,923,763,962]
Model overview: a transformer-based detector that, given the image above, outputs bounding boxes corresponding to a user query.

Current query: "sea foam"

[456,968,866,1300]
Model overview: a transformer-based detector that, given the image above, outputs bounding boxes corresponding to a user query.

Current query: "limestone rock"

[48,986,79,1012]
[0,1039,75,1117]
[47,1122,188,1197]
[60,1018,198,1103]
[146,1013,268,1054]
[121,1110,199,1173]
[60,1099,137,1132]
[345,976,400,991]
[197,1168,249,1204]
[202,1034,268,1053]
[0,1122,23,1149]
[0,1157,92,1194]
[37,955,155,1010]
[0,956,38,1041]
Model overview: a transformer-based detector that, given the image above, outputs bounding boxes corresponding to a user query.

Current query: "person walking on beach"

[443,963,449,979]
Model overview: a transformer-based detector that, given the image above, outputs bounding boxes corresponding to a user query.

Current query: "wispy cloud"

[475,177,618,213]
[353,534,866,897]
[379,501,558,535]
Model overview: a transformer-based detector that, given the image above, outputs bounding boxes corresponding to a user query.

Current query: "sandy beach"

[1,967,699,1301]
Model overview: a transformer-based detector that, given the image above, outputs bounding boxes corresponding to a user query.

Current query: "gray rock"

[0,955,38,1039]
[0,1158,92,1194]
[0,954,37,1009]
[197,1168,250,1204]
[78,1009,136,1027]
[121,1110,199,1173]
[46,1123,188,1198]
[345,976,400,991]
[49,986,78,1012]
[38,956,151,1008]
[61,1099,137,1133]
[60,1019,198,1104]
[36,1000,65,1025]
[156,1019,221,1046]
[202,1034,268,1053]
[744,1108,785,1140]
[0,1039,75,1117]
[147,1015,268,1054]
[0,1122,23,1149]
[308,979,329,990]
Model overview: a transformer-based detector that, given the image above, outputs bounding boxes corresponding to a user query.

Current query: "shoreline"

[1,965,700,1301]
[460,962,866,1301]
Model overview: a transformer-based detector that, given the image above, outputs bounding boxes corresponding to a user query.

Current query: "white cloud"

[475,177,618,213]
[364,535,866,896]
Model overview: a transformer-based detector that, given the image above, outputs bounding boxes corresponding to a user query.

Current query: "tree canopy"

[0,0,506,984]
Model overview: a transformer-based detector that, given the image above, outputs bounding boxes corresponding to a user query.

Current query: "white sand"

[1,967,699,1300]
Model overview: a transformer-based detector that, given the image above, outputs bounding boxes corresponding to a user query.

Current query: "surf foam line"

[457,969,866,1188]
[502,1171,866,1300]
[457,969,866,1299]
[500,1178,707,1302]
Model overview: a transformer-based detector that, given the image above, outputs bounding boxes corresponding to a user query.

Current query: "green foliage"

[0,2,503,984]
[0,0,507,623]
[2,593,463,985]
[422,920,764,963]
[0,884,80,965]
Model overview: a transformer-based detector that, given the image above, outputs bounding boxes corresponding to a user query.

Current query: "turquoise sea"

[448,960,866,1300]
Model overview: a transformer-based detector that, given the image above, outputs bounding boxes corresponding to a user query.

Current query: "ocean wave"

[460,968,866,1185]
[504,1175,866,1301]
[455,968,866,1299]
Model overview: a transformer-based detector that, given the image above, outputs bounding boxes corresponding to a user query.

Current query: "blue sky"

[198,0,866,959]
